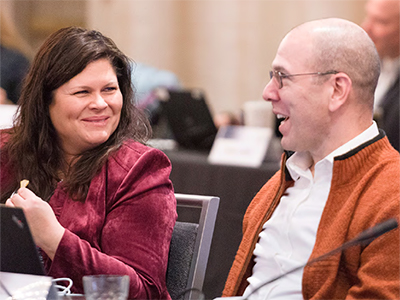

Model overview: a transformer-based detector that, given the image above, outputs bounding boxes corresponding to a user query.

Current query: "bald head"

[285,18,381,106]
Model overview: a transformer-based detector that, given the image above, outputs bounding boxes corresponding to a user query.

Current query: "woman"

[0,26,177,299]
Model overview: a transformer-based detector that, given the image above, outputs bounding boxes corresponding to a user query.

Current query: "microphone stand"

[243,218,398,300]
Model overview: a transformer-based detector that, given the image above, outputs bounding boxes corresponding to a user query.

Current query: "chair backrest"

[166,193,220,300]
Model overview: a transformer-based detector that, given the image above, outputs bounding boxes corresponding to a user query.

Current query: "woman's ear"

[328,73,352,112]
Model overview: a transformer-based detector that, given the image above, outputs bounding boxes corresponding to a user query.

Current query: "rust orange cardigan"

[223,132,400,299]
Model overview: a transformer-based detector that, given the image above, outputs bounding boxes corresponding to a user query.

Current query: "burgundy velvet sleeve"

[44,143,177,299]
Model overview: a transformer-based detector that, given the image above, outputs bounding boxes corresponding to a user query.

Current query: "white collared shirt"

[243,122,380,300]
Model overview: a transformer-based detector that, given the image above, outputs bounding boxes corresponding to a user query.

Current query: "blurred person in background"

[0,8,32,104]
[131,62,182,139]
[362,0,400,151]
[132,62,181,113]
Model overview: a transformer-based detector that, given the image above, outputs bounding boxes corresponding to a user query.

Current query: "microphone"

[244,218,398,299]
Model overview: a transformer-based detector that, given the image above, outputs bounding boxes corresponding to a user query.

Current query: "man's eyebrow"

[272,66,288,73]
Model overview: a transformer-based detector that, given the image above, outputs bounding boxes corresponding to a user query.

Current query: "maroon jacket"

[1,138,177,299]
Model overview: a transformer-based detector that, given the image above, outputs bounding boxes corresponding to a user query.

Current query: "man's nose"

[262,79,279,102]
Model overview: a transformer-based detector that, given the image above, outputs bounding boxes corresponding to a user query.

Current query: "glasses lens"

[270,71,282,88]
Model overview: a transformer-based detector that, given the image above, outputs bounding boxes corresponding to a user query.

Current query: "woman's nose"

[90,93,108,109]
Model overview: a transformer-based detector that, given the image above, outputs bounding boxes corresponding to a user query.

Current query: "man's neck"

[305,121,377,176]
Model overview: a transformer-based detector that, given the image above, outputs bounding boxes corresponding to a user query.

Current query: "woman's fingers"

[5,198,15,207]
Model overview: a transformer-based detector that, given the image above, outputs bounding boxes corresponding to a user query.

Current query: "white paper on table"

[208,125,273,168]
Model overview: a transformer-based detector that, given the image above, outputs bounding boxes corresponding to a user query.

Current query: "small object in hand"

[10,179,30,198]
[20,179,29,188]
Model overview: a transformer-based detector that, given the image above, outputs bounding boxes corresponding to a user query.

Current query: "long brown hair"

[1,26,151,202]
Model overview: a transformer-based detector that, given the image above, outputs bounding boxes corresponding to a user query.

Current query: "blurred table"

[163,138,282,299]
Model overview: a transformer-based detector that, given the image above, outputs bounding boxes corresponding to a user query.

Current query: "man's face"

[262,32,333,155]
[362,0,400,59]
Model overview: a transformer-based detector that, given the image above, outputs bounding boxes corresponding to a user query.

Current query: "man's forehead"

[272,31,313,71]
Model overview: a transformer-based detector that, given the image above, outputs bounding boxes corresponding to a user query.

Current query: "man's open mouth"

[277,114,289,122]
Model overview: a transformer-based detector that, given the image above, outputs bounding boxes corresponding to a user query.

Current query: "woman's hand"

[5,187,65,260]
[0,87,12,104]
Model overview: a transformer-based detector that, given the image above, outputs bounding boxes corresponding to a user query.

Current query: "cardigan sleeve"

[45,146,177,300]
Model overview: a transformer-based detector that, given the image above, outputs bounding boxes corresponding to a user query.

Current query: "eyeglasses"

[269,70,339,89]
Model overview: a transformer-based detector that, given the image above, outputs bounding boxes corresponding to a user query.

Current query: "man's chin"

[280,137,295,152]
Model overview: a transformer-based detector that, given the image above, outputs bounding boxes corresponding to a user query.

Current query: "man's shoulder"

[246,171,283,214]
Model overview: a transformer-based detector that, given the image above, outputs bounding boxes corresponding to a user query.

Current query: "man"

[222,18,399,300]
[362,0,400,151]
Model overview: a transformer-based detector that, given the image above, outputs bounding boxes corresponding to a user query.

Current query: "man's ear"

[328,73,352,112]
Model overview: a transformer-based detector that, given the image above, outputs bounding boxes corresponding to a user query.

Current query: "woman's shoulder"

[109,139,170,170]
[119,139,167,157]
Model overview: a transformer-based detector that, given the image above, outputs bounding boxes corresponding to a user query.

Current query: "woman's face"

[49,58,123,156]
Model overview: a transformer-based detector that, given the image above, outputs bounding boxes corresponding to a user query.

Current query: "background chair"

[167,193,220,300]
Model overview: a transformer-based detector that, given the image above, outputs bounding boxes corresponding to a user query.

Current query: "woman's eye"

[104,86,117,92]
[73,90,89,95]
